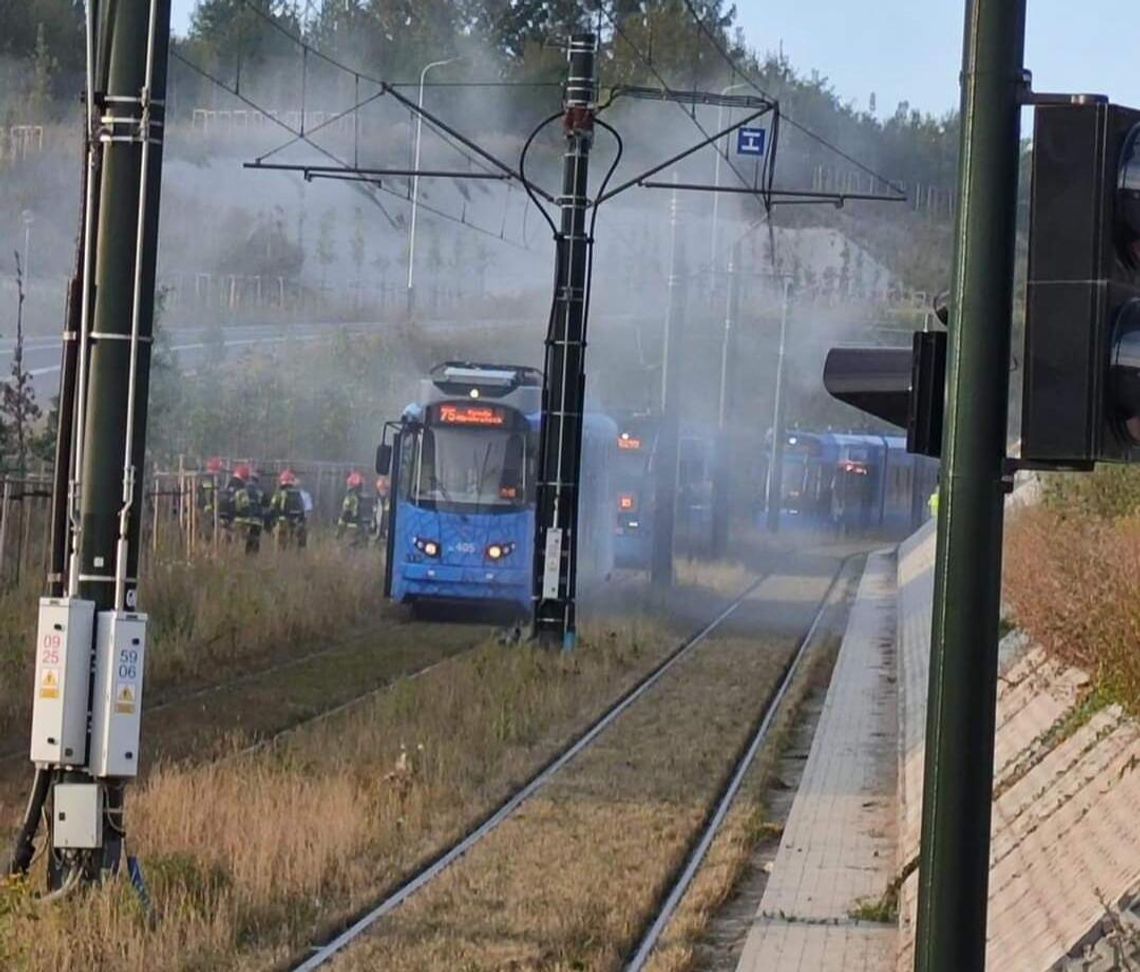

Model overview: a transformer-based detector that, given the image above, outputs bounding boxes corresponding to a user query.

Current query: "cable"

[677,0,906,198]
[173,51,536,252]
[240,0,506,179]
[600,8,775,211]
[519,113,563,239]
[584,117,624,346]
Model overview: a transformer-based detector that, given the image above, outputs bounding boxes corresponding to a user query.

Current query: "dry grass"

[0,539,382,742]
[643,634,842,972]
[1003,506,1140,710]
[329,628,795,971]
[0,613,677,971]
[674,559,756,597]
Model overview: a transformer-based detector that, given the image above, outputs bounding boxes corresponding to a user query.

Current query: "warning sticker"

[114,683,136,714]
[39,668,60,700]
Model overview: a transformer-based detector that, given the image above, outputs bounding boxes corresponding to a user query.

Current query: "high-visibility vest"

[928,490,939,518]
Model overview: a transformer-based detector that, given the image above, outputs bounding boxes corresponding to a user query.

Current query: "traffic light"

[822,329,947,458]
[1021,99,1140,464]
[824,98,1140,468]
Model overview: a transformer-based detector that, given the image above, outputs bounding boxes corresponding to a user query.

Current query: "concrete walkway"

[736,550,899,972]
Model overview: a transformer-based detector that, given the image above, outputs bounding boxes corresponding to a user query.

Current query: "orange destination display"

[435,403,507,426]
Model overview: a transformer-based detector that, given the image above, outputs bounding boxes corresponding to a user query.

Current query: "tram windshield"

[409,425,533,512]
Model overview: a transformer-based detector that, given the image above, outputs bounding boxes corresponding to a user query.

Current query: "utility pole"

[764,278,791,533]
[532,33,596,649]
[651,179,685,588]
[914,0,1026,968]
[711,237,741,557]
[12,0,171,887]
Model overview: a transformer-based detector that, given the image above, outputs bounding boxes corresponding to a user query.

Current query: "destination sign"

[435,403,507,427]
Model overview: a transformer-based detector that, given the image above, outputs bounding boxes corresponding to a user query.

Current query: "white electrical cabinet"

[52,782,104,849]
[29,598,95,766]
[89,611,147,778]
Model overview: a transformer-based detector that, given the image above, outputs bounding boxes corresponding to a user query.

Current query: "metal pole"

[21,210,33,284]
[765,278,791,533]
[68,0,172,880]
[651,177,684,588]
[711,237,740,557]
[406,55,461,314]
[709,82,749,270]
[914,1,1026,968]
[532,32,596,649]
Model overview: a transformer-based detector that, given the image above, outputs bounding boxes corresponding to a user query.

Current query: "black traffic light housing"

[823,329,947,458]
[1021,99,1140,464]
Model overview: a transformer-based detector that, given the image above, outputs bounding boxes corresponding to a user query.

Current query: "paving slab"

[895,520,1140,972]
[736,550,898,972]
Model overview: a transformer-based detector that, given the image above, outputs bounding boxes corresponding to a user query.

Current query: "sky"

[169,0,1137,121]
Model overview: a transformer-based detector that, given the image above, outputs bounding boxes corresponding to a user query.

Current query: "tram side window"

[398,429,418,500]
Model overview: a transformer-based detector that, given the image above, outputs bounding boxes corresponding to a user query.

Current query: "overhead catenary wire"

[600,6,776,212]
[238,0,528,182]
[677,0,907,199]
[171,51,538,252]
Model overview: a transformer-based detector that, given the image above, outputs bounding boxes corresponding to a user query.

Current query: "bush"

[1004,506,1140,710]
[1040,465,1140,520]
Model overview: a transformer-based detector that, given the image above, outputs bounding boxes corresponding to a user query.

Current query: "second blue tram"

[379,362,617,616]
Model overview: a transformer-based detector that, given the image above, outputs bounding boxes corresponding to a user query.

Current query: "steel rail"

[624,555,860,970]
[290,572,776,971]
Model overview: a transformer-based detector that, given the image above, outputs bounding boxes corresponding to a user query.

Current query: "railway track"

[625,555,859,970]
[0,619,488,796]
[288,562,856,971]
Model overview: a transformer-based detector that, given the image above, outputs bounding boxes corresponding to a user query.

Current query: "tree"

[316,207,337,291]
[2,252,40,475]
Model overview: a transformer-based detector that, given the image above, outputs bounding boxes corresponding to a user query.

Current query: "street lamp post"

[709,83,751,271]
[765,277,792,533]
[406,56,462,314]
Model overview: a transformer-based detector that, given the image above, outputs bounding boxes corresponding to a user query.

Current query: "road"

[0,322,380,399]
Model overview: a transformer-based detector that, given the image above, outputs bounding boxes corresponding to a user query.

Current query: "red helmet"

[233,463,251,481]
[376,476,390,496]
[278,469,297,487]
[346,471,364,489]
[206,457,223,474]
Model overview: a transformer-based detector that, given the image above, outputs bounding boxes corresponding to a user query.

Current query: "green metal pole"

[914,1,1025,968]
[73,0,171,879]
[78,0,169,613]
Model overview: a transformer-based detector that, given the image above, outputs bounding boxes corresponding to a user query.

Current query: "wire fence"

[0,457,373,588]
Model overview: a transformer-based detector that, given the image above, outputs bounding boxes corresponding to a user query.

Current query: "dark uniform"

[234,473,265,554]
[337,473,372,548]
[270,473,308,550]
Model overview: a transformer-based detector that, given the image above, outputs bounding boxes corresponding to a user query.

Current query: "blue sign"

[737,127,767,156]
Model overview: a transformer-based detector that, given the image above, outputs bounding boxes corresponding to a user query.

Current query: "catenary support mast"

[532,33,597,648]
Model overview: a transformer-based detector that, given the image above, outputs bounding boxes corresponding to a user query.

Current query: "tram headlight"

[486,542,515,561]
[414,537,440,557]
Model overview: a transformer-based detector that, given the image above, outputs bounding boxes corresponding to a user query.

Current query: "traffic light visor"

[1117,123,1140,271]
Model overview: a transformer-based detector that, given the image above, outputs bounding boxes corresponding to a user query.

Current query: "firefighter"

[373,475,390,543]
[269,469,308,550]
[233,465,265,554]
[337,471,371,548]
[198,457,224,540]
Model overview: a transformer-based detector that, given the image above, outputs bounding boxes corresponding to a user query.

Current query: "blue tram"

[612,414,717,569]
[377,362,617,616]
[768,430,939,536]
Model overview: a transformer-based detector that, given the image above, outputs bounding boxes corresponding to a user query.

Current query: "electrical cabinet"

[88,611,147,778]
[29,598,95,766]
